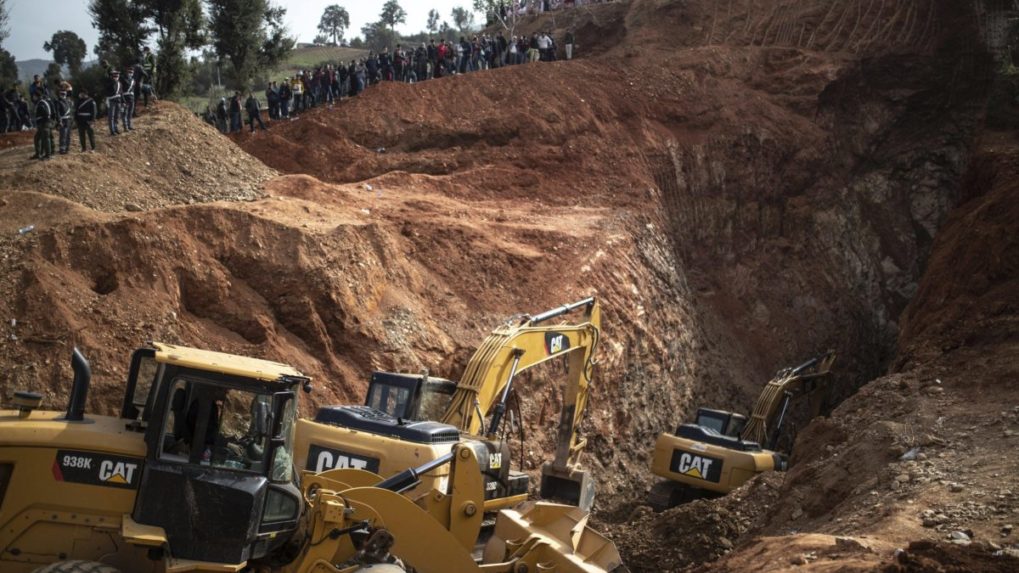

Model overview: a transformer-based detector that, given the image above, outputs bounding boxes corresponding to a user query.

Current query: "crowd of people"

[3,47,157,161]
[207,29,575,134]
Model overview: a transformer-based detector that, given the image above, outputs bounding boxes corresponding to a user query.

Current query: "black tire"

[31,560,122,573]
[648,480,681,512]
[649,480,708,512]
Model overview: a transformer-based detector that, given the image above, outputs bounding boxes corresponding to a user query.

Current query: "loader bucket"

[484,501,627,572]
[540,463,596,512]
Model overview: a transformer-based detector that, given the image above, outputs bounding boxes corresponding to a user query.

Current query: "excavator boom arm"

[441,299,601,448]
[740,350,836,446]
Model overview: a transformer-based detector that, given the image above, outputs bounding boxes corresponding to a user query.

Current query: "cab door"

[132,371,272,564]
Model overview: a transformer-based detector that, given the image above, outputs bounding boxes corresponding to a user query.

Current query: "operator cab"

[123,343,307,564]
[688,408,747,438]
[314,372,462,443]
[365,371,458,421]
[675,408,762,452]
[313,371,526,503]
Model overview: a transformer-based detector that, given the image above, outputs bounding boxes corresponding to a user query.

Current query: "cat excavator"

[295,297,602,512]
[0,343,624,572]
[648,351,836,511]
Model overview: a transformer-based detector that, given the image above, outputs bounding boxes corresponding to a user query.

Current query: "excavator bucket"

[484,501,627,572]
[540,463,597,512]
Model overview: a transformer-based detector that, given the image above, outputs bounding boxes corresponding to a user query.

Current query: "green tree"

[207,0,294,89]
[146,0,206,96]
[361,21,397,53]
[379,0,406,35]
[43,31,88,77]
[318,5,350,46]
[473,0,520,36]
[0,48,17,88]
[426,9,439,35]
[45,62,63,85]
[0,0,9,45]
[88,0,154,68]
[439,21,454,43]
[451,7,474,35]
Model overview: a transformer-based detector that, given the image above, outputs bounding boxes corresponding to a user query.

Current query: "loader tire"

[31,560,122,573]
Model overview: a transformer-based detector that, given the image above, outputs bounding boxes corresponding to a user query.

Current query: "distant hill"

[15,59,99,83]
[16,59,51,83]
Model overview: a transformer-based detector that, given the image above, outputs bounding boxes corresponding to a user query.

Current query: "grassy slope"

[182,46,369,113]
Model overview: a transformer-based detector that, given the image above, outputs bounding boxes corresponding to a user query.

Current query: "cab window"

[159,378,271,473]
[367,383,411,418]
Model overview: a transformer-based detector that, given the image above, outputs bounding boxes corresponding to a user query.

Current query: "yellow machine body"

[649,352,836,507]
[297,298,603,510]
[294,418,455,500]
[649,431,779,494]
[0,411,153,572]
[0,343,625,573]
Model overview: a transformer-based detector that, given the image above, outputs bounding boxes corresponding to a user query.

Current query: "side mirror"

[251,399,270,438]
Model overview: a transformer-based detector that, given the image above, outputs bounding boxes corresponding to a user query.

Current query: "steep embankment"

[236,0,991,502]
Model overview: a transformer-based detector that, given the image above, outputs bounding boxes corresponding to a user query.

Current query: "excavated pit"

[1,1,1017,571]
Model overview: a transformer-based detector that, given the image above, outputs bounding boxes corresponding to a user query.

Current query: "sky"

[5,0,481,62]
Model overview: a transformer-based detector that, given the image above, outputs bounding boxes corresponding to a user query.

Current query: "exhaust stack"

[65,348,91,421]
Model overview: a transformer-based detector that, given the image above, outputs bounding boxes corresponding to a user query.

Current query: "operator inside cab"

[162,382,270,471]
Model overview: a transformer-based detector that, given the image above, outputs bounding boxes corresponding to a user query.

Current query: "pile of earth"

[0,101,273,212]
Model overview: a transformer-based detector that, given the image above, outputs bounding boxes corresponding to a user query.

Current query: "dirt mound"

[884,540,1019,573]
[0,102,274,212]
[896,131,1019,369]
[598,473,783,571]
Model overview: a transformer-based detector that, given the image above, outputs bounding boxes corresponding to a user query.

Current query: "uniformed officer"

[76,88,98,152]
[31,93,54,160]
[56,90,73,154]
[105,69,122,135]
[142,47,157,102]
[120,67,135,132]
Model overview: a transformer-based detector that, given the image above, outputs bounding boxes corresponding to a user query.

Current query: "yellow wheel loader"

[648,351,836,511]
[295,298,602,512]
[0,343,625,572]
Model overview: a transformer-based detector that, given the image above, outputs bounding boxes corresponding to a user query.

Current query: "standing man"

[215,97,228,133]
[120,67,136,132]
[32,93,54,160]
[427,40,438,79]
[228,91,242,133]
[141,47,157,102]
[265,81,279,120]
[105,69,123,136]
[28,75,46,101]
[348,60,359,96]
[279,79,292,119]
[75,88,97,152]
[245,92,266,133]
[131,62,146,115]
[291,74,304,114]
[56,90,73,154]
[565,29,575,60]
